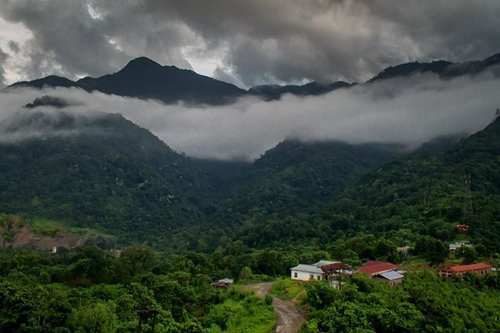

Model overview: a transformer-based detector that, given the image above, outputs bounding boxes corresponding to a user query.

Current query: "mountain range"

[8,53,500,105]
[0,53,499,253]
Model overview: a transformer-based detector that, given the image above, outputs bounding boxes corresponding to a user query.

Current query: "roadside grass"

[205,287,275,333]
[270,278,306,301]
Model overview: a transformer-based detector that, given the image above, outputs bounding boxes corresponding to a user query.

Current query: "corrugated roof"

[444,262,491,273]
[358,261,399,275]
[362,260,385,267]
[320,262,352,272]
[290,264,323,274]
[313,260,340,267]
[378,271,404,280]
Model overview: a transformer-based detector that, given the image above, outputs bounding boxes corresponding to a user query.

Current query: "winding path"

[250,282,306,333]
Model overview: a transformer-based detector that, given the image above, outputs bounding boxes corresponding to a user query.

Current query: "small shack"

[211,278,234,289]
[374,271,404,286]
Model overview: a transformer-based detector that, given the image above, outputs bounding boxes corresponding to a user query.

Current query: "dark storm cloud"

[7,41,20,54]
[0,0,499,85]
[0,0,128,79]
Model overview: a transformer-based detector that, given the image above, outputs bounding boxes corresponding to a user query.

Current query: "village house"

[357,260,404,285]
[290,260,340,281]
[440,262,492,278]
[290,260,404,287]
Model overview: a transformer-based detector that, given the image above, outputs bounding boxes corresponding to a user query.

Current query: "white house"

[290,260,340,281]
[290,264,324,281]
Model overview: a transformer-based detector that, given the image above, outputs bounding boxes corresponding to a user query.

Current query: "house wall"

[373,277,403,286]
[291,270,323,281]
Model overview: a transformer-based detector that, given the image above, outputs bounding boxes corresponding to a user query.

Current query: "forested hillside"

[1,110,499,254]
[0,111,215,245]
[315,114,500,252]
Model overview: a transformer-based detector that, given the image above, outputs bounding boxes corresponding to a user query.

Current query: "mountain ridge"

[7,52,500,105]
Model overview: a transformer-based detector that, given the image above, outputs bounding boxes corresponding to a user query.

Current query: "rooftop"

[313,260,340,267]
[320,262,352,272]
[358,261,399,275]
[291,264,324,274]
[378,271,404,281]
[443,262,491,273]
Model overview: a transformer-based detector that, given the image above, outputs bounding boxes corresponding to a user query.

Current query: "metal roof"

[378,271,404,280]
[313,260,340,267]
[291,264,324,274]
[358,261,399,275]
[443,262,491,273]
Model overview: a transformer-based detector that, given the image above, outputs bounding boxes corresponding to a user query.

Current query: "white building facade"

[290,260,340,281]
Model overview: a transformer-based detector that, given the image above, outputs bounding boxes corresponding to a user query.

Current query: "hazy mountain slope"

[211,140,400,226]
[10,75,77,89]
[369,52,500,82]
[316,115,500,251]
[0,111,215,245]
[248,81,353,100]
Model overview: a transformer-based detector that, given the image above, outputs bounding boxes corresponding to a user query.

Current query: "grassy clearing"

[25,217,112,240]
[26,218,64,237]
[270,278,306,301]
[400,257,431,271]
[205,288,276,333]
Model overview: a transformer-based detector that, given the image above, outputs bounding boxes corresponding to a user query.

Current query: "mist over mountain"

[1,52,499,161]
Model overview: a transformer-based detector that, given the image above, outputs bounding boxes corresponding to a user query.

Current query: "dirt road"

[249,282,306,333]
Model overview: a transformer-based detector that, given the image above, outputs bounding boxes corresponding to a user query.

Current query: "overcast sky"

[0,0,499,88]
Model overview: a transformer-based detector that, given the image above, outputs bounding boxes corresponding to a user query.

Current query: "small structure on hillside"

[211,278,234,289]
[396,246,411,254]
[456,224,470,234]
[51,246,57,254]
[449,242,473,252]
[440,262,491,278]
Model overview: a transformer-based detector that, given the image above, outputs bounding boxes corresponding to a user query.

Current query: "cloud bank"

[0,1,499,86]
[1,70,499,160]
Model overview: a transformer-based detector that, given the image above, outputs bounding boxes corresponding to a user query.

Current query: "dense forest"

[1,111,499,255]
[0,244,498,332]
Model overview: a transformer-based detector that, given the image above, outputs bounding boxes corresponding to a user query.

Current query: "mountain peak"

[121,57,163,72]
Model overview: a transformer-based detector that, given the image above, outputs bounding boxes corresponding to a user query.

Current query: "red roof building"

[440,262,491,278]
[357,260,399,276]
